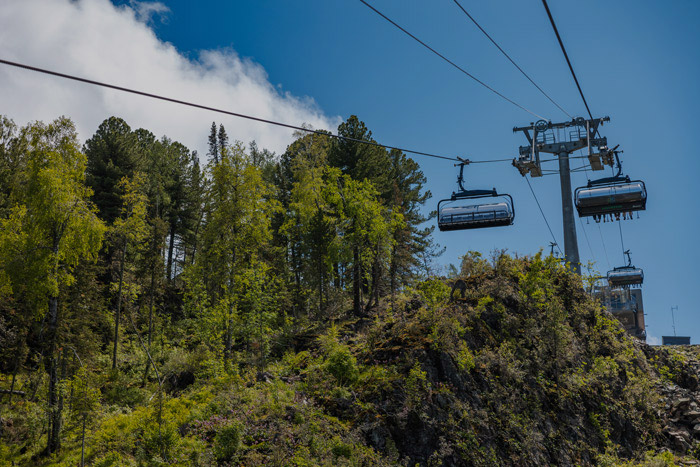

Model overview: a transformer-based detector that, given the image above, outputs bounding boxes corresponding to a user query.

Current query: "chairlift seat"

[438,201,514,231]
[607,266,644,287]
[575,180,646,218]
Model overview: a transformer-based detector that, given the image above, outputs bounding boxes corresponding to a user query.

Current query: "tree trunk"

[57,353,66,443]
[332,263,339,290]
[258,305,264,370]
[353,247,361,316]
[112,238,127,370]
[45,229,63,454]
[389,248,397,312]
[47,353,60,453]
[366,254,380,313]
[166,226,176,281]
[143,264,156,385]
[318,254,324,315]
[80,414,86,467]
[291,243,301,317]
[190,212,203,265]
[223,261,235,366]
[46,337,61,454]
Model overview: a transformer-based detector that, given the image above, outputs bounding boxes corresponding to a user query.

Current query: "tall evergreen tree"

[274,131,332,316]
[84,117,140,225]
[329,116,392,315]
[207,122,219,165]
[218,124,229,154]
[386,148,436,299]
[161,139,195,282]
[329,116,391,196]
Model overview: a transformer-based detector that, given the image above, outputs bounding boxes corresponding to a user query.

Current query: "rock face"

[323,262,700,466]
[645,344,700,460]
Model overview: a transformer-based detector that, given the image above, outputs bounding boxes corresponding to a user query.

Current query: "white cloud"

[0,0,339,158]
[128,1,170,24]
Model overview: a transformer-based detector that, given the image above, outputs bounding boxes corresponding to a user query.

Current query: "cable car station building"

[593,285,646,341]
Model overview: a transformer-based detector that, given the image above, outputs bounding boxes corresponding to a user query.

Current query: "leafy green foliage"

[213,421,242,461]
[1,113,688,466]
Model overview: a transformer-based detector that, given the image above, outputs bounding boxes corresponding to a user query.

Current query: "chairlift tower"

[513,117,610,274]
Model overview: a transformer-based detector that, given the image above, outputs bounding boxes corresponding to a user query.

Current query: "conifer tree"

[275,131,332,316]
[208,122,219,164]
[329,116,392,315]
[84,117,140,224]
[218,124,229,154]
[386,148,435,298]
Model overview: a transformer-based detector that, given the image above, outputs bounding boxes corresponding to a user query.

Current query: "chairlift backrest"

[607,266,644,288]
[575,178,646,222]
[438,199,514,231]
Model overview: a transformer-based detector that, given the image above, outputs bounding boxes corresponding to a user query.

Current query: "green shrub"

[325,345,359,386]
[103,370,147,407]
[331,438,353,459]
[140,421,179,462]
[415,278,450,307]
[405,361,429,411]
[456,344,475,372]
[92,451,137,467]
[214,421,243,462]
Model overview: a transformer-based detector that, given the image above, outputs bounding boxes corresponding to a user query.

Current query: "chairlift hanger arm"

[455,160,470,192]
[613,150,623,177]
[624,249,632,267]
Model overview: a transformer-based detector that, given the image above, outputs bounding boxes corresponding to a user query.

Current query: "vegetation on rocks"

[0,114,697,466]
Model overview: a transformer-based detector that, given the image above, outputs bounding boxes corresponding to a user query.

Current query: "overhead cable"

[597,224,611,270]
[541,1,623,267]
[524,177,563,256]
[578,217,596,265]
[541,0,593,120]
[0,58,573,166]
[617,221,626,263]
[0,58,462,162]
[357,0,548,120]
[452,0,572,119]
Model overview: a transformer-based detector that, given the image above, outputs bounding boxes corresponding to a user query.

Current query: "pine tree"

[274,131,332,316]
[218,124,229,154]
[84,117,140,225]
[208,122,219,165]
[386,148,436,300]
[329,116,392,315]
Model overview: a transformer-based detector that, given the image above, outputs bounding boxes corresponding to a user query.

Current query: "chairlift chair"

[607,250,644,288]
[437,160,515,231]
[574,150,647,223]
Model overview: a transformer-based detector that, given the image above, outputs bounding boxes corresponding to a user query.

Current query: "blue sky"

[4,0,698,343]
[135,0,699,343]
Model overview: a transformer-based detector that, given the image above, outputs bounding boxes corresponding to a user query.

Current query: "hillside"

[2,253,699,466]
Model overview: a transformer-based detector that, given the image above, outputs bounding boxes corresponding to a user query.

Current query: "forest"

[0,114,440,463]
[1,114,698,466]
